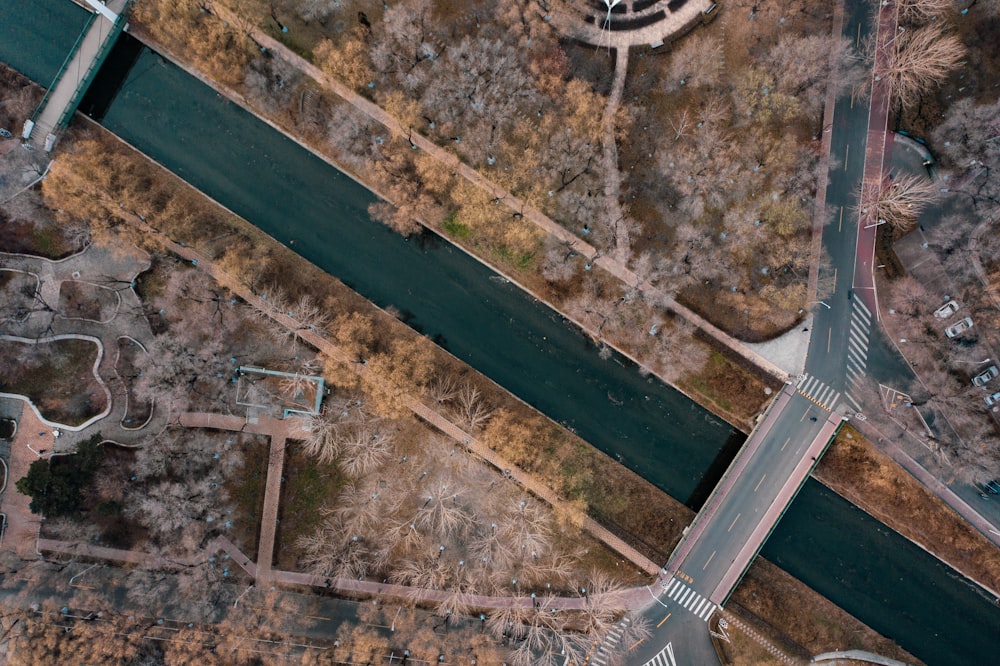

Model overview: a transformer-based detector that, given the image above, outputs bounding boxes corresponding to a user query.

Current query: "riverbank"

[42,92,921,665]
[123,5,781,434]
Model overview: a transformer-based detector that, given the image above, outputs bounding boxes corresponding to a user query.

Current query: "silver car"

[945,317,974,338]
[973,366,999,388]
[985,391,1000,407]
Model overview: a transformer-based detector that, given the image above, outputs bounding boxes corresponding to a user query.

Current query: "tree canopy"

[16,433,104,517]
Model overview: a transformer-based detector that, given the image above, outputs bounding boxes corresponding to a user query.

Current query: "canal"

[1,3,997,664]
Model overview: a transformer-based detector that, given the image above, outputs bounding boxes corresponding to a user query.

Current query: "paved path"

[177,412,308,583]
[0,243,165,448]
[121,215,662,579]
[852,0,899,320]
[204,2,788,385]
[0,406,46,559]
[601,45,630,264]
[29,0,129,149]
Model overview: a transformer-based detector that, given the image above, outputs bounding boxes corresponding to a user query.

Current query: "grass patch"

[442,211,470,239]
[273,446,347,570]
[492,244,535,271]
[0,338,106,426]
[225,436,269,556]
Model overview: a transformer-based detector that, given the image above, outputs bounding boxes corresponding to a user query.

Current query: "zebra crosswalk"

[795,372,840,411]
[844,298,872,411]
[642,642,677,666]
[659,577,716,622]
[589,615,633,666]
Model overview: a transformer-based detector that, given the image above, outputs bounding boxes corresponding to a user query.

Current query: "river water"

[1,3,997,663]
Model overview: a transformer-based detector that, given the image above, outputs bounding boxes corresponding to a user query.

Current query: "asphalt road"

[628,0,881,662]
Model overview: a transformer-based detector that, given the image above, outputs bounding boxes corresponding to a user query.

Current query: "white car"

[986,391,1000,407]
[945,317,974,338]
[933,300,959,319]
[973,365,999,388]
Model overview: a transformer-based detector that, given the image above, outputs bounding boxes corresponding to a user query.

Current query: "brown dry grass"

[816,426,1000,594]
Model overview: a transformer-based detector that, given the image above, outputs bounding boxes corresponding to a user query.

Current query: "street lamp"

[808,301,831,310]
[954,357,990,366]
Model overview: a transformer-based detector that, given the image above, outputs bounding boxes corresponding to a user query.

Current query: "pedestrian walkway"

[589,614,635,665]
[795,373,841,412]
[0,244,165,450]
[177,412,307,584]
[656,576,716,622]
[844,298,872,410]
[642,642,677,666]
[125,215,661,577]
[25,0,130,150]
[0,405,45,559]
[198,3,789,386]
[551,0,714,50]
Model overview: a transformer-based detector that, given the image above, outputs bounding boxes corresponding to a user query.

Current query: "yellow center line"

[657,613,672,628]
[828,328,832,353]
[801,408,810,422]
[727,513,741,532]
[703,550,716,570]
[781,436,791,451]
[838,206,844,232]
[754,473,767,492]
[844,143,850,170]
[833,267,838,286]
[857,22,862,48]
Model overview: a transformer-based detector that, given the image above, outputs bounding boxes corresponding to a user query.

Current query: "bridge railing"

[53,4,133,132]
[30,12,99,124]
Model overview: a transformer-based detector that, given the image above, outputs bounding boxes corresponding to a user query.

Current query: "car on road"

[934,300,959,319]
[945,317,974,338]
[972,365,999,387]
[986,391,1000,407]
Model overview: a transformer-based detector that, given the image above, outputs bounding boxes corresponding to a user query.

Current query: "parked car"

[945,317,974,338]
[986,391,1000,407]
[934,300,959,319]
[972,365,999,387]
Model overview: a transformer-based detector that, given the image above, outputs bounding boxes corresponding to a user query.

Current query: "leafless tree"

[896,0,952,25]
[427,374,459,405]
[413,481,475,539]
[883,25,964,111]
[340,426,392,477]
[454,382,494,431]
[875,172,942,232]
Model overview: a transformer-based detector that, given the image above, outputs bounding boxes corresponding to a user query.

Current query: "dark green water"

[2,4,998,663]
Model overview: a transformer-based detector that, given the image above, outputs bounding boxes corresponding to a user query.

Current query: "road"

[626,0,888,662]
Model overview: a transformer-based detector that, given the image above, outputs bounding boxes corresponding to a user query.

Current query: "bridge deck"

[29,0,128,149]
[663,385,843,605]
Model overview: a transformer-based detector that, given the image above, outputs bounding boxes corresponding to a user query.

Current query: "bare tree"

[896,0,952,25]
[454,382,494,431]
[883,25,964,111]
[875,172,942,232]
[340,426,392,477]
[413,481,475,539]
